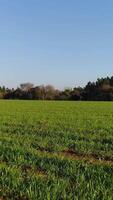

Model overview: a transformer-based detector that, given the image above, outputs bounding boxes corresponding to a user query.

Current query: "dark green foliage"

[1,76,113,100]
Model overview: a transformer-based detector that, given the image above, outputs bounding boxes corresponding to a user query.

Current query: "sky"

[0,0,113,89]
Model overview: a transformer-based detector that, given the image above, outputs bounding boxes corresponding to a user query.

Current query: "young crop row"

[1,100,113,199]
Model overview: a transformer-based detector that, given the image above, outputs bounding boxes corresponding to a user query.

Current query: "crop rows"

[1,100,113,199]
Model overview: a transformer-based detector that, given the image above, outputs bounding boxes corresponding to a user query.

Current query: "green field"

[1,101,113,199]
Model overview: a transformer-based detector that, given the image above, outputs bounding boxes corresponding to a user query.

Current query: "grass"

[1,100,113,199]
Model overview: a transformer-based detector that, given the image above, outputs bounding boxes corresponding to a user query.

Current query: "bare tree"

[20,83,34,92]
[45,85,56,100]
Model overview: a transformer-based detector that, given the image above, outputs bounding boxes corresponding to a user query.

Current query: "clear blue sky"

[0,0,113,89]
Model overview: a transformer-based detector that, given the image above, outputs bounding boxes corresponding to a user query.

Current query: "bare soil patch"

[37,147,113,165]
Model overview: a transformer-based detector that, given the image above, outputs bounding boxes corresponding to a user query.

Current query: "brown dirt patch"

[35,168,47,178]
[21,164,47,179]
[61,149,113,165]
[37,148,113,165]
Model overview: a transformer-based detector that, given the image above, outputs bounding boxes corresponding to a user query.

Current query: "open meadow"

[1,100,113,199]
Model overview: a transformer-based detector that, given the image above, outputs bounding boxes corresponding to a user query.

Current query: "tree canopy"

[1,76,113,101]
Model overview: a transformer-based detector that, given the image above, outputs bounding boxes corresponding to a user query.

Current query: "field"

[1,101,113,199]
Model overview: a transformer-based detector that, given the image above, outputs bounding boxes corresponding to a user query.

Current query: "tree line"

[1,76,113,101]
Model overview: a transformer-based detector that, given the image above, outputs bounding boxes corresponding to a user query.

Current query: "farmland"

[1,101,113,199]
